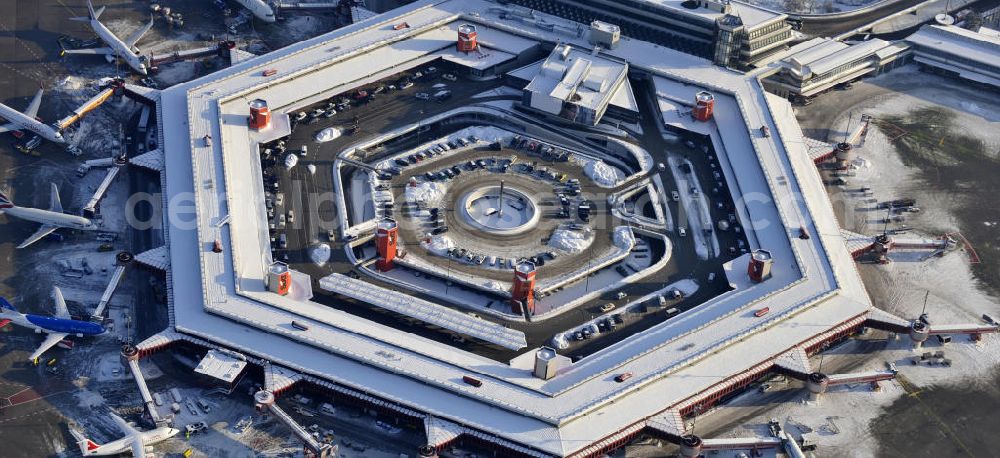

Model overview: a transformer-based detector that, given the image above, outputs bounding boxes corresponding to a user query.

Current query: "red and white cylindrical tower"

[267,261,292,296]
[375,219,399,272]
[511,260,537,315]
[747,249,773,283]
[693,91,714,122]
[835,142,854,169]
[249,99,271,130]
[457,24,478,53]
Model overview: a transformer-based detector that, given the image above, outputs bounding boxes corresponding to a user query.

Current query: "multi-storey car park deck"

[115,0,997,456]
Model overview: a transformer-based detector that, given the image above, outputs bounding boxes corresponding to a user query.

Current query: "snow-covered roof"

[806,39,892,76]
[632,0,785,29]
[319,273,528,350]
[524,44,628,112]
[907,24,1000,72]
[154,0,874,454]
[779,38,894,79]
[194,349,248,383]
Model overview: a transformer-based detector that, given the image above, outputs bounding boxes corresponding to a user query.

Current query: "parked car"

[442,73,457,81]
[600,303,616,313]
[185,422,208,434]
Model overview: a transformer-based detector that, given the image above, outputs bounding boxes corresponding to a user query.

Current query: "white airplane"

[70,413,180,457]
[0,287,106,361]
[235,0,277,23]
[0,89,66,144]
[63,0,154,75]
[0,183,99,249]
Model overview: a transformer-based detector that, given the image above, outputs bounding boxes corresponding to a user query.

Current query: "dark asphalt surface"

[258,63,748,362]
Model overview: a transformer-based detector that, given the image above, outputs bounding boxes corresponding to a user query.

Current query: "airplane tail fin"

[88,1,104,20]
[0,297,16,312]
[0,189,12,210]
[49,183,64,214]
[71,1,104,22]
[69,428,101,455]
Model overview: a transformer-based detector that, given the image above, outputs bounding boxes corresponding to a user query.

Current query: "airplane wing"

[129,437,145,457]
[17,225,58,249]
[62,47,115,56]
[24,89,43,119]
[29,332,68,361]
[124,16,155,49]
[49,183,64,213]
[110,413,141,437]
[52,287,70,319]
[0,123,16,134]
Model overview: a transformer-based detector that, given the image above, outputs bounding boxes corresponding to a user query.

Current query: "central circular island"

[458,184,540,236]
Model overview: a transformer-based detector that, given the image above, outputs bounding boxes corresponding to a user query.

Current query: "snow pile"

[482,280,506,293]
[548,228,592,253]
[314,127,341,142]
[284,153,298,169]
[612,226,636,250]
[580,157,624,187]
[551,333,570,350]
[421,235,455,256]
[75,389,106,409]
[405,181,447,206]
[447,125,514,144]
[309,244,331,266]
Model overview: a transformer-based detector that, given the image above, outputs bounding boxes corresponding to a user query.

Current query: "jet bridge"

[92,252,134,321]
[82,156,126,218]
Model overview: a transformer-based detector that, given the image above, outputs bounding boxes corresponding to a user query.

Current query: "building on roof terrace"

[503,0,792,69]
[520,44,634,125]
[905,24,1000,90]
[761,37,911,100]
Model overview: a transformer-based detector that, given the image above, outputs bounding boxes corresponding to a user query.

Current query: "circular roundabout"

[457,184,540,236]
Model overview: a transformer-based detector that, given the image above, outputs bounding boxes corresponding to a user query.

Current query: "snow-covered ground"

[710,68,1000,457]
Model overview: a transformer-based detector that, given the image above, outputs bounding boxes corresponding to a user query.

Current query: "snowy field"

[706,67,1000,457]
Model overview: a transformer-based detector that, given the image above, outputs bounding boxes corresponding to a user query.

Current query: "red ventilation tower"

[267,261,292,296]
[693,91,715,122]
[747,249,773,283]
[249,99,271,130]
[457,24,478,53]
[375,219,399,271]
[511,261,537,315]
